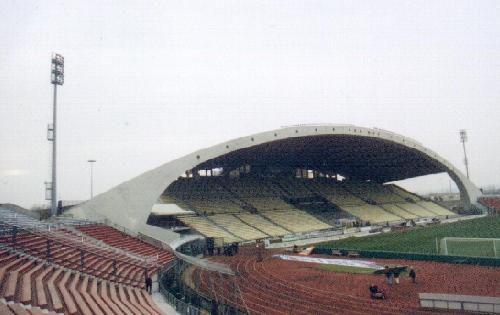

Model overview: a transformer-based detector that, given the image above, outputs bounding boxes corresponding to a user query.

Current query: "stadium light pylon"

[48,53,64,217]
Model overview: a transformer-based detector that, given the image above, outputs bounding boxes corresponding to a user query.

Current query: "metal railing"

[159,256,249,315]
[0,208,159,268]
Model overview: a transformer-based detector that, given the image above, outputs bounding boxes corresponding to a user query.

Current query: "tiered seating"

[77,225,175,266]
[221,177,292,211]
[479,197,500,213]
[209,214,269,240]
[166,178,244,214]
[0,251,163,315]
[380,204,418,219]
[308,180,402,222]
[236,214,290,236]
[275,178,315,198]
[0,210,161,288]
[164,177,455,241]
[417,201,455,216]
[342,204,402,223]
[309,180,365,206]
[261,210,331,233]
[0,302,58,315]
[177,216,241,243]
[386,184,422,202]
[397,203,437,217]
[223,177,282,198]
[342,181,406,204]
[245,197,293,211]
[0,231,155,287]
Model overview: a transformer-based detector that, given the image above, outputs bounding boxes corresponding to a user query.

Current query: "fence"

[0,222,158,287]
[312,247,500,267]
[159,255,248,315]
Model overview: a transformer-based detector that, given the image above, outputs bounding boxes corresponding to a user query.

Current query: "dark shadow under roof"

[193,135,446,182]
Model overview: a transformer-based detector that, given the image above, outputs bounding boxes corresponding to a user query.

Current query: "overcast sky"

[1,0,499,208]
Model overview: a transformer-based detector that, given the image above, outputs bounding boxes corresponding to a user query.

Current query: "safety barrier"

[312,247,500,267]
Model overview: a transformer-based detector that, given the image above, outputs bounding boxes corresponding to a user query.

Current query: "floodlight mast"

[459,129,469,179]
[49,53,64,217]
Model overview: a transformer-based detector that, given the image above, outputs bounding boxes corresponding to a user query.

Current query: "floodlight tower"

[48,53,64,217]
[87,159,96,199]
[459,129,469,179]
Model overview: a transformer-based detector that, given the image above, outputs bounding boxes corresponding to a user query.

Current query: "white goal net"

[439,237,500,258]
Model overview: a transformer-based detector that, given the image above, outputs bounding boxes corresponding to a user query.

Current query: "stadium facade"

[68,124,482,242]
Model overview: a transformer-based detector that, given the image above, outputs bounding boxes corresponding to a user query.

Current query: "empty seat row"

[77,225,175,266]
[417,201,455,216]
[209,214,268,240]
[0,232,150,288]
[0,302,58,315]
[0,252,163,315]
[380,204,419,219]
[235,214,290,237]
[261,210,332,233]
[342,204,402,223]
[177,216,242,243]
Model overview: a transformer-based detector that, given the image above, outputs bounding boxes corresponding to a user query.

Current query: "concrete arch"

[69,124,482,239]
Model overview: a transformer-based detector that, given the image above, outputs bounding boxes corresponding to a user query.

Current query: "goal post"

[439,237,500,258]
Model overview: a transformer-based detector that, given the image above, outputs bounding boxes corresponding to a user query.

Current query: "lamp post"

[459,129,469,179]
[87,160,96,199]
[48,53,64,216]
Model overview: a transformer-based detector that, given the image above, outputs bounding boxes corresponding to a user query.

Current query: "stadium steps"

[0,302,59,315]
[380,204,419,219]
[386,184,422,202]
[209,214,269,240]
[0,242,142,289]
[261,210,332,233]
[204,215,252,241]
[308,180,366,206]
[58,271,77,315]
[236,213,291,237]
[274,178,317,198]
[242,197,294,212]
[341,204,402,223]
[417,201,455,216]
[19,261,44,305]
[0,251,164,315]
[177,215,242,243]
[342,181,406,204]
[397,203,436,217]
[0,234,157,288]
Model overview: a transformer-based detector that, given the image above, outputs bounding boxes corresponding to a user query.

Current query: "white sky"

[1,0,499,208]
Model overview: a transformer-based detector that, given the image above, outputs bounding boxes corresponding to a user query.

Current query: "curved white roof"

[68,124,482,239]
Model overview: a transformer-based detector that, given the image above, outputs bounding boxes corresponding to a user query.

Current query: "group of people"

[369,266,417,300]
[223,242,239,256]
[383,266,417,285]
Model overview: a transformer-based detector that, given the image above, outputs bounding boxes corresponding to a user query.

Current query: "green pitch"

[317,216,500,255]
[440,237,500,258]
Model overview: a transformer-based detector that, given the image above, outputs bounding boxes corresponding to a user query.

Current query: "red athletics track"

[191,247,500,315]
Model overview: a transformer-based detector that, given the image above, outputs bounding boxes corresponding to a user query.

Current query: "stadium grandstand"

[479,196,500,215]
[2,124,496,315]
[0,206,174,314]
[68,124,482,245]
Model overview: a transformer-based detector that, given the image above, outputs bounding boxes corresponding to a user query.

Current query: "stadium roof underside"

[192,135,447,183]
[68,124,482,238]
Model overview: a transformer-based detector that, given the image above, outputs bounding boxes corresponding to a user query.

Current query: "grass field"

[317,216,500,255]
[442,238,500,258]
